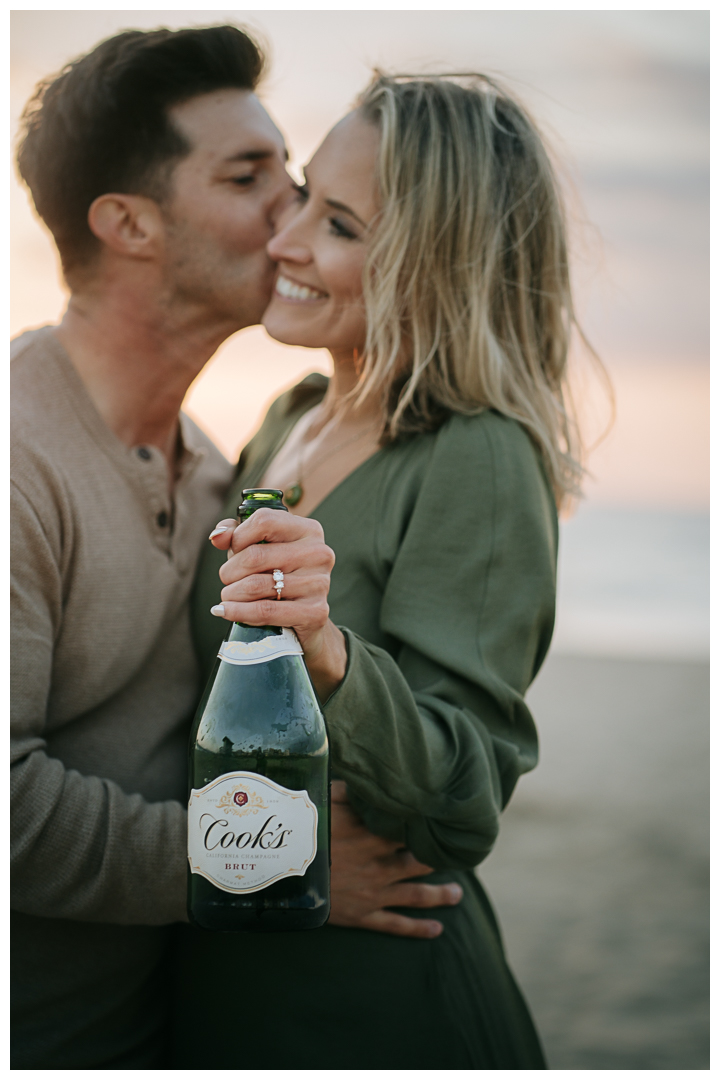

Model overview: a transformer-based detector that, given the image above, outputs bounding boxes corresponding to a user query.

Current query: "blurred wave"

[553,505,709,659]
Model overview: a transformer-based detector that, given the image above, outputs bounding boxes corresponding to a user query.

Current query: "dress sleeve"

[11,482,188,925]
[322,412,558,871]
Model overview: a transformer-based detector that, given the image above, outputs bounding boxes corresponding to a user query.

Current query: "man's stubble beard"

[162,216,275,332]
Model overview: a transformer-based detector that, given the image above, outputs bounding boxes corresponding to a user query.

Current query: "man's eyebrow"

[223,148,289,163]
[325,198,367,229]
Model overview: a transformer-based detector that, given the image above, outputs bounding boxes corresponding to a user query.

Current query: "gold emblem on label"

[215,784,267,817]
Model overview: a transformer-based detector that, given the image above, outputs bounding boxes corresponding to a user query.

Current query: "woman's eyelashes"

[329,216,358,240]
[292,182,358,239]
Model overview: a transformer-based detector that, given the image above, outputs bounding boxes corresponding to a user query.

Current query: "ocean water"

[551,504,709,659]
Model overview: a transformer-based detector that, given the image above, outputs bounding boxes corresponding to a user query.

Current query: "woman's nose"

[267,216,311,264]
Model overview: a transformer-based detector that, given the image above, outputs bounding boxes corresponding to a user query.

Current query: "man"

[11,26,461,1069]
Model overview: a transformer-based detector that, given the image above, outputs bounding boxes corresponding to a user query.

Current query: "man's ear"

[87,193,164,259]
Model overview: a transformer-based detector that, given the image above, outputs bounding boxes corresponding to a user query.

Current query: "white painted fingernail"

[210,604,225,617]
[209,527,229,539]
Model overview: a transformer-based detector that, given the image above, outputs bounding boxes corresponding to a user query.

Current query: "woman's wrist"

[302,620,348,704]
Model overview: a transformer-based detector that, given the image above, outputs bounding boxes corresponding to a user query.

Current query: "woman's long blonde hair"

[352,73,595,508]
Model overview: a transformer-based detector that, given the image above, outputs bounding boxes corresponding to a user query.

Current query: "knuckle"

[311,600,330,625]
[320,572,332,596]
[251,574,270,597]
[369,912,398,931]
[386,915,420,938]
[257,598,277,621]
[246,544,266,570]
[415,921,441,939]
[254,507,274,527]
[405,884,429,906]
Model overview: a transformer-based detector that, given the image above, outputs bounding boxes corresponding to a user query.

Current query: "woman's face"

[262,111,380,355]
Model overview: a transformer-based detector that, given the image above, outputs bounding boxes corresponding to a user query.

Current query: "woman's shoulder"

[379,408,557,558]
[268,372,329,425]
[418,409,558,549]
[430,408,552,496]
[379,408,556,516]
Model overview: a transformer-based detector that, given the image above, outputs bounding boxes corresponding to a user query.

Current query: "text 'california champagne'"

[187,489,330,932]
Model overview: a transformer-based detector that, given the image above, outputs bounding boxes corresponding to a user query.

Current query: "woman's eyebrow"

[325,198,367,229]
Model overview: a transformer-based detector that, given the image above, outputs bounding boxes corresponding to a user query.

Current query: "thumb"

[208,519,238,551]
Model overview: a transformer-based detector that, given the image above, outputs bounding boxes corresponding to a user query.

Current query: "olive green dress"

[172,374,557,1069]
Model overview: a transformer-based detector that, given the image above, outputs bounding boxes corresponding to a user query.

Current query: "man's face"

[161,89,293,328]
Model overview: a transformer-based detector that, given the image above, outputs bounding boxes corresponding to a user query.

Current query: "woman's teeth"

[276,275,326,301]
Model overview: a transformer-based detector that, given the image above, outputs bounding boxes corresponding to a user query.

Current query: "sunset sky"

[10,10,709,511]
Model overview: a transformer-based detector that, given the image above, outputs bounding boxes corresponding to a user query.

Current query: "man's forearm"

[11,747,188,926]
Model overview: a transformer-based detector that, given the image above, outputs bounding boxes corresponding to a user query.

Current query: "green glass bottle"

[187,489,330,932]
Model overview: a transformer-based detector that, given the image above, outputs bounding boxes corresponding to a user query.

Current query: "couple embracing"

[12,23,577,1070]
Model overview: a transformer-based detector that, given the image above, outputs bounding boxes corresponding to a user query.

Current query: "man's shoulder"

[11,326,67,419]
[12,323,54,371]
[11,324,57,364]
[12,325,58,429]
[11,326,100,512]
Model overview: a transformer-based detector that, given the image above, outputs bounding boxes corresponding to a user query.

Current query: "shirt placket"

[132,445,174,557]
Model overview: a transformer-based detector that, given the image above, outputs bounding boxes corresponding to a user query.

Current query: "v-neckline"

[249,389,387,521]
[303,444,385,520]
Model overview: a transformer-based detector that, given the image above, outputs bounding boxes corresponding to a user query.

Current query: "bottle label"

[218,627,304,666]
[188,771,318,894]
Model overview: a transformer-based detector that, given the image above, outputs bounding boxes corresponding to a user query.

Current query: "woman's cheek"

[328,252,366,308]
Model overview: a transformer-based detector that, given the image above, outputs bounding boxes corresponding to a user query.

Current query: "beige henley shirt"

[11,326,233,1066]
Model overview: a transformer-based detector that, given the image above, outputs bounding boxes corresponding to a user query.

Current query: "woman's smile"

[274,272,328,303]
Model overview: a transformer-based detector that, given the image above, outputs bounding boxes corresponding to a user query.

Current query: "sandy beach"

[479,654,709,1069]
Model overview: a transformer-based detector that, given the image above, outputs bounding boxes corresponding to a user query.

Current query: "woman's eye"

[329,217,357,240]
[231,174,256,187]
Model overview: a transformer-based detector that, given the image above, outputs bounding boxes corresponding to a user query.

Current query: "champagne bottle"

[187,488,330,932]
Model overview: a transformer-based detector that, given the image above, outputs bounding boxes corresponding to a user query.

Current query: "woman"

[174,74,583,1069]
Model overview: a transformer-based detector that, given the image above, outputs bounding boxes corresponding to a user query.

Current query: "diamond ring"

[273,569,285,600]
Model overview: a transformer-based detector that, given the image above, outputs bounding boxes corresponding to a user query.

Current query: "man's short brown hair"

[16,25,265,275]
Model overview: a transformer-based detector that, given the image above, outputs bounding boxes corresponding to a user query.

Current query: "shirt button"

[137,447,151,461]
[157,510,169,528]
